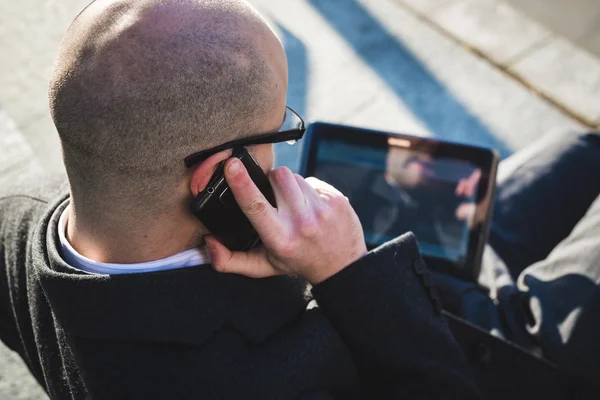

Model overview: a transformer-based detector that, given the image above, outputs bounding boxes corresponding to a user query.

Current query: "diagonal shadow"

[308,0,511,158]
[274,24,309,172]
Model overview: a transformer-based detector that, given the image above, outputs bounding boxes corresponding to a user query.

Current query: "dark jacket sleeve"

[311,233,481,399]
[0,174,67,391]
[0,196,31,356]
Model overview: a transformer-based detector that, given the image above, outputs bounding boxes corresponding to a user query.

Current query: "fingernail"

[227,159,241,176]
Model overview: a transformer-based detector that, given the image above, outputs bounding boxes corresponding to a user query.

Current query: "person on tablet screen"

[315,144,480,263]
[382,146,481,240]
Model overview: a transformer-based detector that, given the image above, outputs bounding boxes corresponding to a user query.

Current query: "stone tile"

[0,0,89,181]
[351,0,582,153]
[258,0,586,160]
[260,0,583,161]
[510,37,600,124]
[0,342,48,400]
[395,0,455,14]
[504,0,600,58]
[0,110,38,174]
[505,0,600,38]
[253,0,427,169]
[0,110,45,196]
[19,115,65,175]
[581,25,600,60]
[344,92,432,136]
[432,0,551,65]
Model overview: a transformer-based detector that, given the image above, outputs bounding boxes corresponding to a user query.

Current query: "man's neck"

[65,207,203,264]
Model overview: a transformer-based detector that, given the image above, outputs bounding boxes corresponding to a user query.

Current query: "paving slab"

[430,0,551,65]
[0,343,47,400]
[0,0,88,174]
[510,37,600,124]
[256,0,583,164]
[581,27,600,61]
[398,0,453,14]
[0,109,43,189]
[363,0,585,141]
[504,0,600,58]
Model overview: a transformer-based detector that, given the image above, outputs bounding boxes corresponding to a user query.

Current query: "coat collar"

[35,196,311,346]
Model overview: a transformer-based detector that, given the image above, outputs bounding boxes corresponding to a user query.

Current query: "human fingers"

[296,176,348,209]
[464,184,475,198]
[456,179,466,197]
[292,175,324,203]
[205,236,280,278]
[304,177,345,197]
[268,167,308,211]
[224,158,280,241]
[466,170,482,198]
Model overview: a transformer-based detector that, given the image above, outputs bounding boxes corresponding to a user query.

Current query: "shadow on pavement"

[308,0,512,158]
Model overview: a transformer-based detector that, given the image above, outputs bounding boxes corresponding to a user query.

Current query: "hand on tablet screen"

[455,170,481,228]
[455,202,476,228]
[455,170,482,199]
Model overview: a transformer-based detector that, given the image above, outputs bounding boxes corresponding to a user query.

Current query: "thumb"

[205,236,279,278]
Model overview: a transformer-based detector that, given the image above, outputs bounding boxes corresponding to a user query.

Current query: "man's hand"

[204,158,368,284]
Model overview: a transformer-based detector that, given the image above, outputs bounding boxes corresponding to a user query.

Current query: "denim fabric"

[435,131,600,382]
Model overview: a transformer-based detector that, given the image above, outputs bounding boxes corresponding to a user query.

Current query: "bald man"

[0,0,481,399]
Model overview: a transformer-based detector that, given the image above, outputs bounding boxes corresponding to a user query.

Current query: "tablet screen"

[312,138,483,265]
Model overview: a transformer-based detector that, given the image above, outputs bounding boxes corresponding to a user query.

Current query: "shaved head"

[50,0,287,225]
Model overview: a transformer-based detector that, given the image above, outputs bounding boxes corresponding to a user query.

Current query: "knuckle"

[270,166,292,182]
[315,204,335,224]
[245,199,269,217]
[273,236,298,258]
[333,194,351,208]
[304,177,320,189]
[297,215,320,238]
[325,194,347,210]
[212,259,226,273]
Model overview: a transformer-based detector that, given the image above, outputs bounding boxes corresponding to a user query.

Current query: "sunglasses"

[184,106,306,168]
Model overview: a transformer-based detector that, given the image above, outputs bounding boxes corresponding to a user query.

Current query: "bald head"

[50,0,287,221]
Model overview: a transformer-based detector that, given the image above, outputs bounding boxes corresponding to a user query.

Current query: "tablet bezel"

[299,122,499,281]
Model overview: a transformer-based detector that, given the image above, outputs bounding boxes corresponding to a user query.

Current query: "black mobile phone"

[190,147,276,251]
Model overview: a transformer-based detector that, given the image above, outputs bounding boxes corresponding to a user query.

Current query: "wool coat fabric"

[1,174,480,399]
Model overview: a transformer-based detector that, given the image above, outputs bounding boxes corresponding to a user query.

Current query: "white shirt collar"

[58,206,210,275]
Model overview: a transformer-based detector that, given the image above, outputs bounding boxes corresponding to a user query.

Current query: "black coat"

[0,174,480,399]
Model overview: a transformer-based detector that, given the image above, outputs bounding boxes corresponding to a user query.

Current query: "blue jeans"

[435,131,600,383]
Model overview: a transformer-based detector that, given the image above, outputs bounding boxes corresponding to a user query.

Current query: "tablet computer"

[299,122,499,281]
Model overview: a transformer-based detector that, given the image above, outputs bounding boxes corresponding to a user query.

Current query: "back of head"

[49,0,287,223]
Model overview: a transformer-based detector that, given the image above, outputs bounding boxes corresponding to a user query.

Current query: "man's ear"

[190,149,233,197]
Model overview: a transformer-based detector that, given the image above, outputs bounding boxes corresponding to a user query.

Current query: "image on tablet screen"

[313,139,482,263]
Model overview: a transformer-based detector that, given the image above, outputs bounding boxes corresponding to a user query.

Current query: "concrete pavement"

[506,0,600,58]
[396,0,600,127]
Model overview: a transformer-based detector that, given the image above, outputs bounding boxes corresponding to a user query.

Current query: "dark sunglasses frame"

[184,106,306,168]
